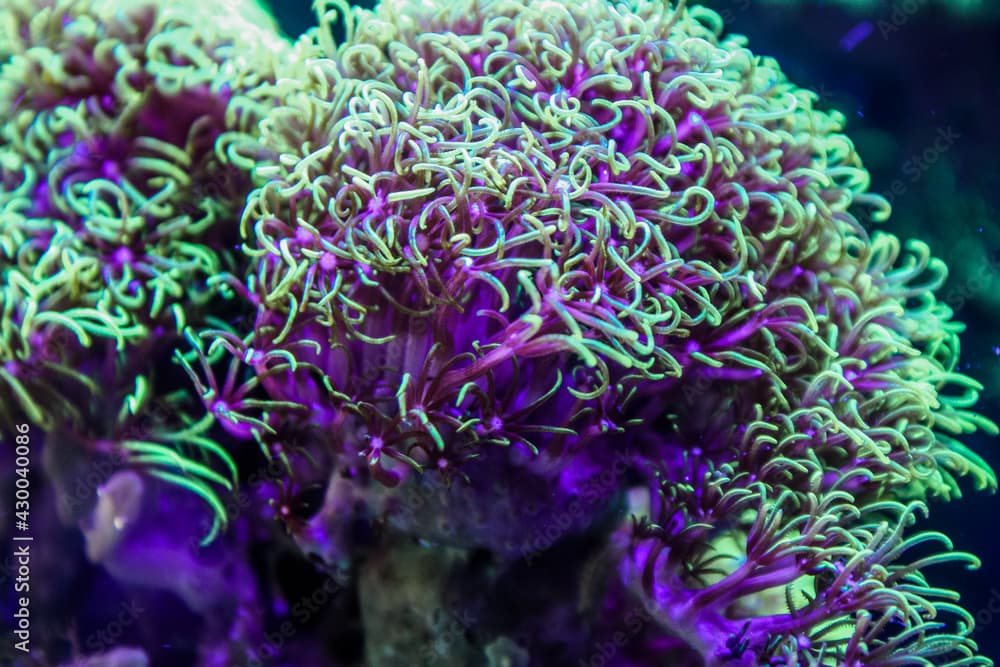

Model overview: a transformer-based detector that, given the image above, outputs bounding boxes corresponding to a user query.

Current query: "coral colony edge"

[0,0,995,665]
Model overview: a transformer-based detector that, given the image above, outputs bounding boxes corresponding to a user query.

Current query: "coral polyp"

[1,0,995,665]
[0,0,289,541]
[173,0,993,662]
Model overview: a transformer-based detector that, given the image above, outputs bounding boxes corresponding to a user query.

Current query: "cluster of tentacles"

[1,0,995,664]
[194,0,994,663]
[0,0,289,541]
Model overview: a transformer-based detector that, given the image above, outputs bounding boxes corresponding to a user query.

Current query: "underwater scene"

[1,0,999,665]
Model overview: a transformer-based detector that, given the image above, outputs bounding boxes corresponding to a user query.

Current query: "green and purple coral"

[1,0,995,665]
